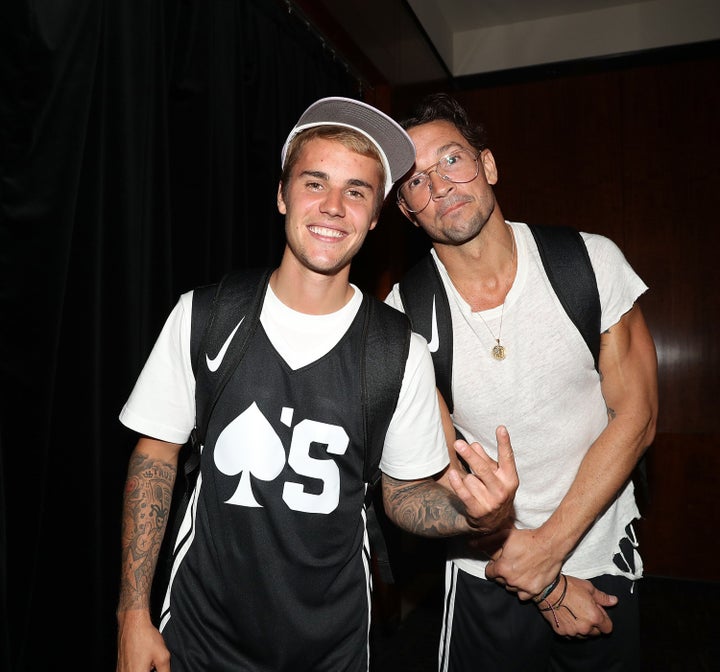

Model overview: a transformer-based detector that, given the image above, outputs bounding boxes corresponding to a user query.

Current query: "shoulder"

[384,284,403,311]
[188,282,218,318]
[577,232,649,328]
[579,231,626,261]
[579,231,643,281]
[364,295,411,355]
[383,251,443,314]
[367,294,410,325]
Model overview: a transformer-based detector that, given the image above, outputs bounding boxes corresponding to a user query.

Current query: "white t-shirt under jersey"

[120,283,449,481]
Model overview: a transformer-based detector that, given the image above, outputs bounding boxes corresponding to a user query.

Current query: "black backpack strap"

[397,254,455,412]
[183,281,221,467]
[529,224,601,371]
[529,224,649,498]
[154,281,218,614]
[361,297,411,484]
[164,268,271,579]
[182,268,272,485]
[193,267,272,448]
[361,296,411,584]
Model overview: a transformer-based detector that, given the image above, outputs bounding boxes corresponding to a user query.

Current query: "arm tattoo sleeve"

[382,474,469,537]
[118,452,176,612]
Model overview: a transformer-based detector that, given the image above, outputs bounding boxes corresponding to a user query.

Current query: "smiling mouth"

[308,225,345,238]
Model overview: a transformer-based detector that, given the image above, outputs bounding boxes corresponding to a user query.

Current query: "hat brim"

[281,97,415,197]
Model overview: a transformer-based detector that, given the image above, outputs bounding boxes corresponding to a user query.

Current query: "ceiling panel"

[292,0,720,86]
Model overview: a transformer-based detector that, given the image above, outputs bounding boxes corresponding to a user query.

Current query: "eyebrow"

[346,178,374,191]
[300,170,374,191]
[433,142,464,158]
[409,142,466,178]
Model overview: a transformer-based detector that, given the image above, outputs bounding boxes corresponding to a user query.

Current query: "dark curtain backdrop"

[0,1,359,669]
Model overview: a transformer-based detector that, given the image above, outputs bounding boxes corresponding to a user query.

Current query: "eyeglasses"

[397,148,481,213]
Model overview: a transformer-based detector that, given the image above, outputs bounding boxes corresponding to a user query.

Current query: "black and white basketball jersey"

[161,306,378,671]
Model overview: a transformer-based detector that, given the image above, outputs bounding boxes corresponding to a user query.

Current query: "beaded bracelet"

[537,574,565,628]
[532,573,561,604]
[538,574,577,627]
[551,573,568,607]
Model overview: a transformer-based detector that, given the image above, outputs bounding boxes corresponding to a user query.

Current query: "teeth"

[309,226,344,238]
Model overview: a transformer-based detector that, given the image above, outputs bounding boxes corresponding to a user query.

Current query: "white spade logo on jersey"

[214,402,350,514]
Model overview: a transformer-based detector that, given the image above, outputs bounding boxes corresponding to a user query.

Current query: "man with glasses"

[115,97,520,672]
[385,93,658,671]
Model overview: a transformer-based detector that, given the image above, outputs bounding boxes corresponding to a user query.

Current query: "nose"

[320,188,345,217]
[428,169,453,199]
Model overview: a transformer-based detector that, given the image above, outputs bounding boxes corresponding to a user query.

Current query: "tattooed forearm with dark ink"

[118,450,176,612]
[382,474,470,537]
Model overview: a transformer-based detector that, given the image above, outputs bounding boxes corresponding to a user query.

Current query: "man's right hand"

[445,425,518,533]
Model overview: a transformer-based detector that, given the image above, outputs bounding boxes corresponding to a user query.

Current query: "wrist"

[532,572,562,604]
[536,574,573,629]
[117,606,153,628]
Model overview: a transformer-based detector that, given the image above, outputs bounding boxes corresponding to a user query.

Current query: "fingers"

[454,440,496,474]
[593,607,613,635]
[446,461,495,511]
[591,586,619,608]
[454,427,519,493]
[445,427,517,534]
[495,425,517,475]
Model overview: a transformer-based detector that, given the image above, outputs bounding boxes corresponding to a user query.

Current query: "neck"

[271,254,354,315]
[434,219,516,312]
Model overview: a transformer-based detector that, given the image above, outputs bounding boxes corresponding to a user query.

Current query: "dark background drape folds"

[0,1,359,668]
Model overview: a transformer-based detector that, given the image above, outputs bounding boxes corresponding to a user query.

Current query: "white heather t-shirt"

[385,221,648,580]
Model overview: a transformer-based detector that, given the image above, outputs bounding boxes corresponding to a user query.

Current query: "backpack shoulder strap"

[397,253,455,411]
[361,296,411,484]
[190,283,219,375]
[361,295,411,584]
[528,224,649,497]
[528,224,601,371]
[158,267,272,611]
[192,267,273,445]
[179,267,271,505]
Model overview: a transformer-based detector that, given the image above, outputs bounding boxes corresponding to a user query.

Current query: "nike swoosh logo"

[427,296,439,353]
[205,317,245,372]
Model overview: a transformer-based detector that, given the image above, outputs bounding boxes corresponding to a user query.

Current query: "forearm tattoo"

[118,452,176,612]
[382,475,467,537]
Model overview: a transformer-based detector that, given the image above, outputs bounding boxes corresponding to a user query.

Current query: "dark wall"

[383,45,720,581]
[0,2,360,670]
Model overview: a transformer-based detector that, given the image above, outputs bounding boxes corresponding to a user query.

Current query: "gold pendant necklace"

[492,340,506,360]
[472,225,515,361]
[477,304,507,360]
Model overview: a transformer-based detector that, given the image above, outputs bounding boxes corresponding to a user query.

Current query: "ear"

[480,149,498,186]
[277,183,287,215]
[397,200,418,226]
